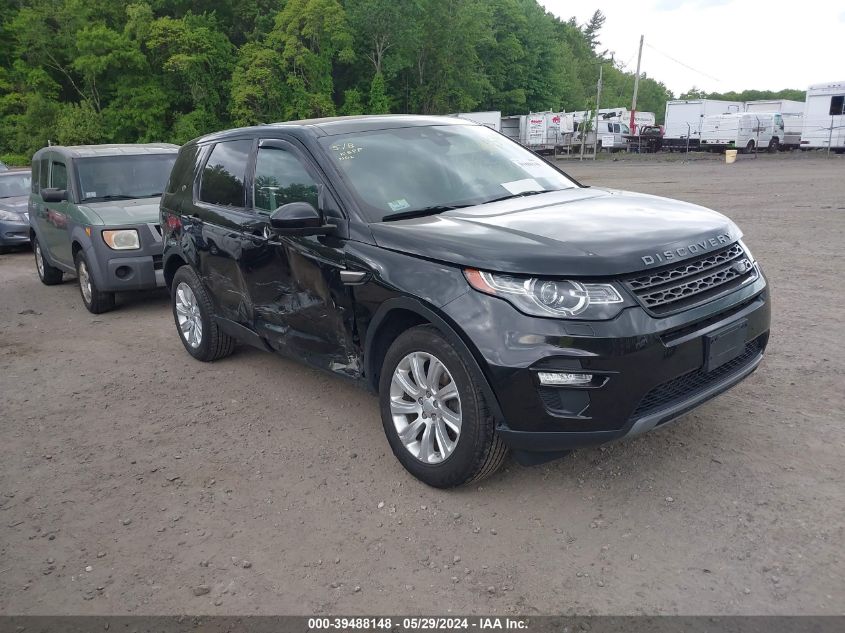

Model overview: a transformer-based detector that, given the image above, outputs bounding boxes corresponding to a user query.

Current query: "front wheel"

[171,265,235,362]
[75,250,115,314]
[768,137,780,153]
[378,325,508,488]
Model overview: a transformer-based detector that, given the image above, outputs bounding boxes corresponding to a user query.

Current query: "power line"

[644,42,721,83]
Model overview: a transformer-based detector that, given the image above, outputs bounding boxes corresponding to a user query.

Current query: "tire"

[768,137,780,153]
[171,265,235,362]
[33,235,64,285]
[75,250,115,314]
[744,140,755,155]
[378,325,508,488]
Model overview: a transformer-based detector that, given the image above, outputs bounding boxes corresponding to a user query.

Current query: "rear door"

[238,138,358,375]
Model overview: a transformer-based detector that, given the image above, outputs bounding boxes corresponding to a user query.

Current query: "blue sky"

[539,0,844,96]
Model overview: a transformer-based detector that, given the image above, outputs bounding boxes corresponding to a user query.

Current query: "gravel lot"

[1,153,843,616]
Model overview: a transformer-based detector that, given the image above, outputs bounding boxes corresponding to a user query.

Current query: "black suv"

[161,115,770,488]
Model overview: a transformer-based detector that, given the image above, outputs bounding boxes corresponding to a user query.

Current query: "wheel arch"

[163,252,187,289]
[363,297,506,425]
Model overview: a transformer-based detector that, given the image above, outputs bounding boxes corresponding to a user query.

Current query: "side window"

[612,124,621,133]
[199,140,252,208]
[31,159,40,193]
[39,157,49,190]
[829,95,845,116]
[51,161,68,190]
[253,145,319,214]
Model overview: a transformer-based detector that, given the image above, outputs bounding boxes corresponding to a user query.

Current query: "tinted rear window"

[200,140,252,208]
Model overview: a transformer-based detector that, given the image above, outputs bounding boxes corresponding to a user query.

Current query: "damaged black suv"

[161,116,770,488]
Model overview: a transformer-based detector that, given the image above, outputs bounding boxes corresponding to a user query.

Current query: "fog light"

[537,372,593,386]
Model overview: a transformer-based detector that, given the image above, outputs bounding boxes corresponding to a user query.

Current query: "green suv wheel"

[33,236,64,285]
[75,250,115,314]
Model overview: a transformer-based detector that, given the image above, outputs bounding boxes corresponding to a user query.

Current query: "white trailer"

[800,80,845,152]
[452,111,502,131]
[700,111,786,153]
[663,99,742,150]
[745,99,804,114]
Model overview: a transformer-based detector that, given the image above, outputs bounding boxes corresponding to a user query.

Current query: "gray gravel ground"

[0,152,843,615]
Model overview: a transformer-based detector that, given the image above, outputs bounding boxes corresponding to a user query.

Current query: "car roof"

[34,143,180,159]
[191,114,473,145]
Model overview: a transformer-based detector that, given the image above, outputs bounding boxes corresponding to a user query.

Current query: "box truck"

[663,99,742,151]
[800,80,845,152]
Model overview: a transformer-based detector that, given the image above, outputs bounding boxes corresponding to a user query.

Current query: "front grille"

[626,243,757,315]
[631,336,764,419]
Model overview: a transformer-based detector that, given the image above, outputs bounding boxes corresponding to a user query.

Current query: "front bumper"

[0,218,30,246]
[87,224,164,292]
[442,270,770,454]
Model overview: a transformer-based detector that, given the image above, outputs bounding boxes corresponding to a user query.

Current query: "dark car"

[160,115,770,488]
[0,168,32,253]
[29,144,178,312]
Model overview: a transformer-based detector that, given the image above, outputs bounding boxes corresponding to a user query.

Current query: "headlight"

[465,269,626,319]
[0,209,25,222]
[102,229,140,250]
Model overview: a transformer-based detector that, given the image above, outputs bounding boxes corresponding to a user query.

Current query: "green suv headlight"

[465,269,626,319]
[102,229,140,250]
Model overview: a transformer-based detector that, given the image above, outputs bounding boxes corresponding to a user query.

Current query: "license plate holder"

[705,319,749,372]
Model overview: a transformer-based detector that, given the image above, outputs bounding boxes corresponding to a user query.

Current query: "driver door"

[239,138,358,376]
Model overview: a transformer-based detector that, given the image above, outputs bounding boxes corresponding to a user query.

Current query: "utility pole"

[630,35,644,135]
[593,64,603,160]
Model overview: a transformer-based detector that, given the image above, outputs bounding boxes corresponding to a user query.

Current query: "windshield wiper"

[86,194,137,201]
[382,204,472,222]
[482,190,554,205]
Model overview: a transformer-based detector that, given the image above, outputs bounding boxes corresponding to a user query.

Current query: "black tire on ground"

[744,140,755,154]
[33,235,64,285]
[74,250,115,314]
[171,265,235,362]
[378,324,509,488]
[768,137,780,153]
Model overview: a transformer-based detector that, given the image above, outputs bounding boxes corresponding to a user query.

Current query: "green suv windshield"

[77,154,177,202]
[318,124,577,222]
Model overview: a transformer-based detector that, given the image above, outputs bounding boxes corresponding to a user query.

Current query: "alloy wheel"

[175,282,203,348]
[389,351,462,464]
[35,242,45,278]
[78,259,92,304]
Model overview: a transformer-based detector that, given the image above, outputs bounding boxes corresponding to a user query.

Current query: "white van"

[573,120,631,151]
[700,111,785,153]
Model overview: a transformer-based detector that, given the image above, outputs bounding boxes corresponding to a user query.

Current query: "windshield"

[318,124,577,221]
[0,173,31,198]
[76,154,176,202]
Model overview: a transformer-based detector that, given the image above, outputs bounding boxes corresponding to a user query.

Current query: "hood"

[368,188,741,277]
[0,196,29,214]
[83,197,161,225]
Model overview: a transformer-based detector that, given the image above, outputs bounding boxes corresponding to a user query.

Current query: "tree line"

[0,0,795,165]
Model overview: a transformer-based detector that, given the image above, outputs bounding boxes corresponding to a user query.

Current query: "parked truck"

[800,80,845,152]
[663,99,742,151]
[700,112,785,153]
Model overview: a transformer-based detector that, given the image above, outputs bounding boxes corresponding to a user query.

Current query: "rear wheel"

[75,250,115,314]
[33,236,63,285]
[171,265,235,362]
[744,140,756,154]
[379,325,508,488]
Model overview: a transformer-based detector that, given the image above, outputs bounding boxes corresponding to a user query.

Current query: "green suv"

[29,144,178,312]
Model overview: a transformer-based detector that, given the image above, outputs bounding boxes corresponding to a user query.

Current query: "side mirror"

[42,188,68,203]
[269,201,335,236]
